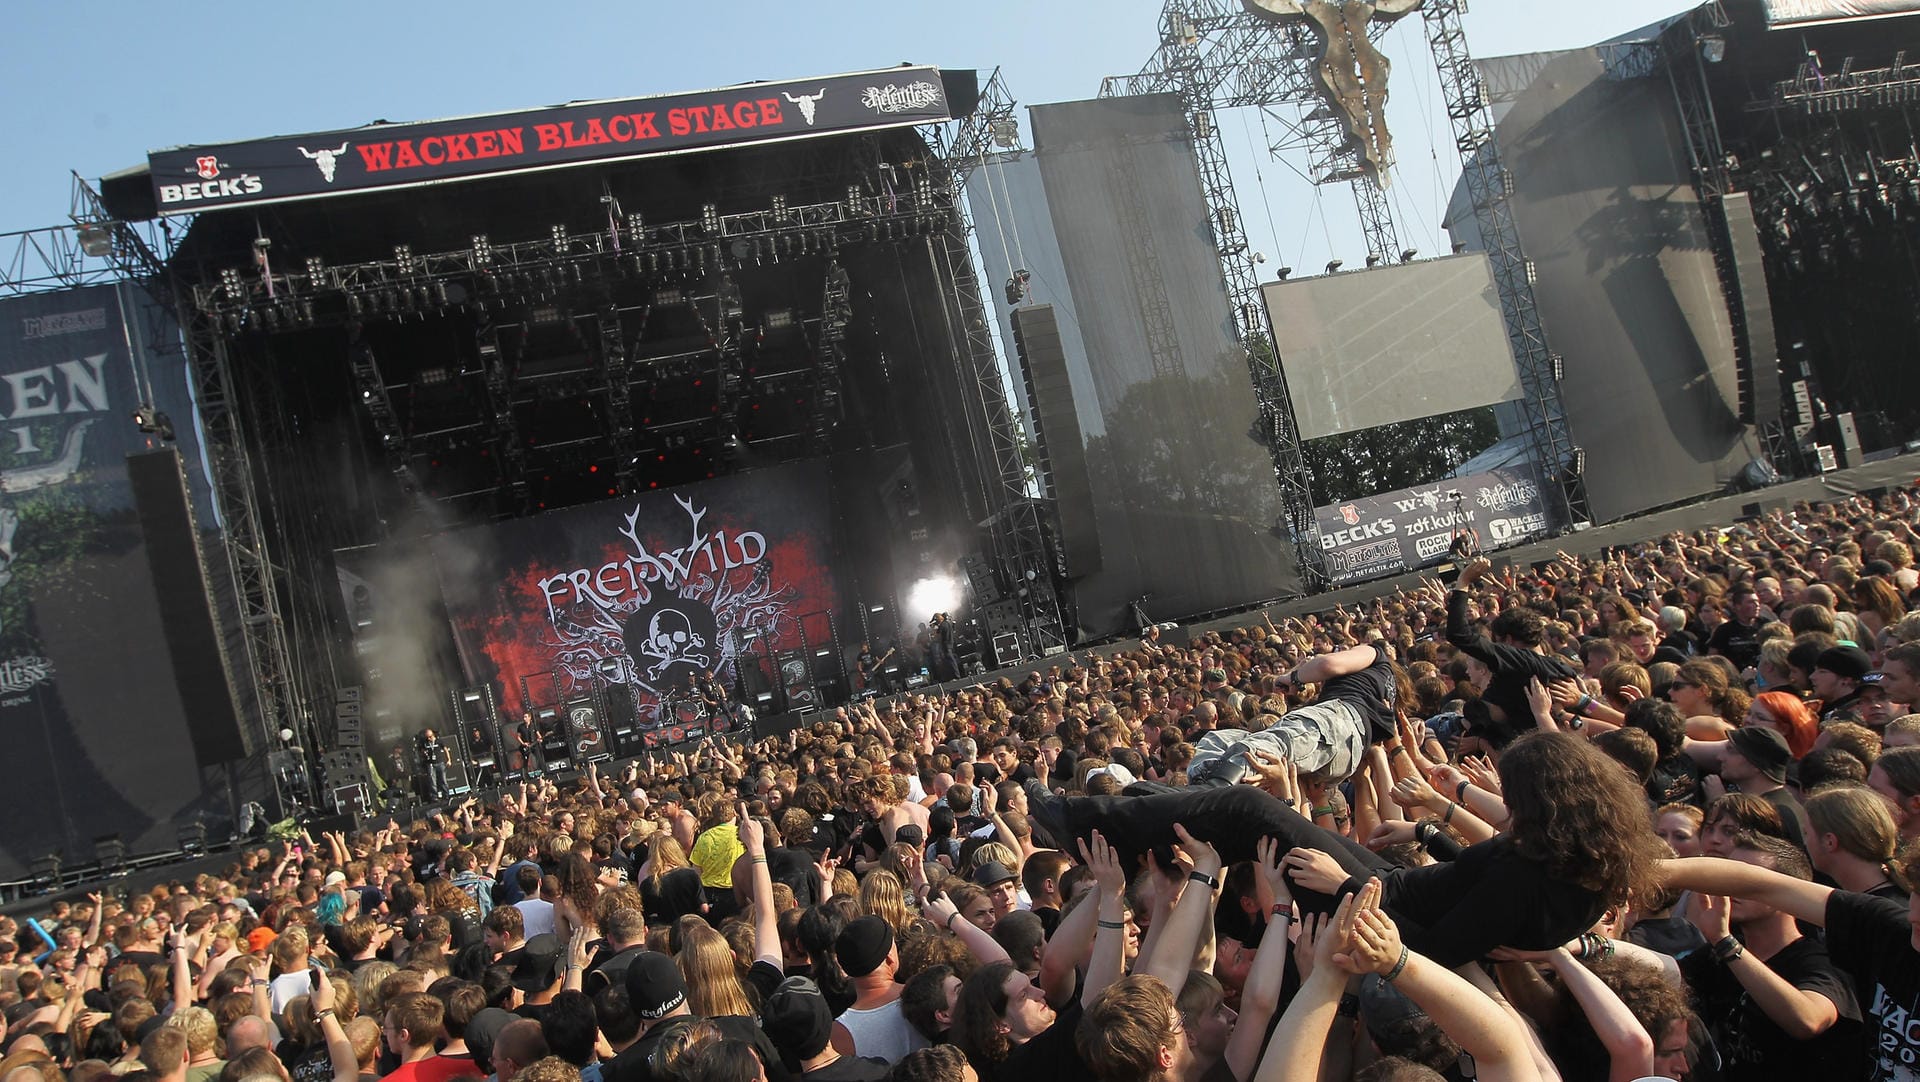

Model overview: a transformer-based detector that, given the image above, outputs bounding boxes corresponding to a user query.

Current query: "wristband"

[1711,935,1744,964]
[1312,806,1335,819]
[1382,944,1410,982]
[1454,779,1470,802]
[1270,905,1293,922]
[946,913,961,931]
[1097,919,1127,930]
[250,978,268,988]
[1443,802,1458,825]
[1188,870,1220,891]
[315,1009,334,1019]
[1573,693,1594,716]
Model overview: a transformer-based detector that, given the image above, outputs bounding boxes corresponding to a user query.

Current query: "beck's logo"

[298,143,350,183]
[194,156,220,180]
[159,175,265,204]
[1340,504,1361,526]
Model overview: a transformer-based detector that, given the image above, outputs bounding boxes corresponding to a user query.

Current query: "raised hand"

[1079,830,1127,896]
[1171,823,1221,876]
[1459,756,1500,794]
[1389,775,1440,812]
[1281,846,1349,895]
[310,966,335,1012]
[1686,892,1733,942]
[1256,835,1292,906]
[924,891,961,930]
[736,803,764,858]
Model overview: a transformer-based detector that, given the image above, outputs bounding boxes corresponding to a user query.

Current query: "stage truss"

[1100,0,1591,579]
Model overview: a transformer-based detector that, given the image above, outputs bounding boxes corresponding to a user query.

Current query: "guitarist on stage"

[510,710,539,778]
[856,641,898,694]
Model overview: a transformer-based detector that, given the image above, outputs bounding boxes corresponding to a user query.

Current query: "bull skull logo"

[783,89,827,126]
[298,143,350,183]
[1242,0,1425,185]
[637,608,711,681]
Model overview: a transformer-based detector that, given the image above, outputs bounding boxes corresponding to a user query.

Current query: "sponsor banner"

[149,66,955,214]
[434,461,841,726]
[1313,468,1552,586]
[0,285,218,879]
[1763,0,1920,26]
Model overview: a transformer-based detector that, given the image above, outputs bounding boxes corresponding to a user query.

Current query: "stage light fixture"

[1325,259,1344,274]
[1452,242,1468,254]
[176,822,208,857]
[1524,259,1539,284]
[394,245,414,274]
[1550,353,1565,382]
[76,222,113,257]
[94,833,127,875]
[771,194,788,220]
[1277,267,1292,280]
[1365,253,1382,268]
[702,204,720,234]
[1700,33,1726,63]
[1400,248,1418,263]
[220,267,245,300]
[551,224,568,251]
[471,234,492,265]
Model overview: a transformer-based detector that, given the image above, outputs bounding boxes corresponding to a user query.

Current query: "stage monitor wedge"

[1012,305,1102,577]
[129,448,248,767]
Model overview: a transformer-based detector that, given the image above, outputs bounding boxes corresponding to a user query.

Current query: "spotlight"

[1452,242,1468,254]
[1400,248,1418,263]
[905,575,962,622]
[1277,266,1293,280]
[1700,33,1726,63]
[1325,259,1344,274]
[76,223,113,257]
[551,224,568,251]
[94,834,127,876]
[1365,253,1383,268]
[471,234,492,265]
[1550,353,1565,382]
[393,245,414,274]
[701,204,720,234]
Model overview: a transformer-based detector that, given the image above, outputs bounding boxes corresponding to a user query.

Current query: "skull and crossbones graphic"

[634,608,711,681]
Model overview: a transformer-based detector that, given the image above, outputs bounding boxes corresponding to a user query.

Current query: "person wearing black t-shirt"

[1445,558,1579,748]
[1664,853,1920,1082]
[1678,837,1862,1082]
[416,729,450,800]
[1707,587,1764,671]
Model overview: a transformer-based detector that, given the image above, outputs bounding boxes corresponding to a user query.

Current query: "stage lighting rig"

[1365,253,1382,268]
[75,222,113,257]
[1325,259,1344,274]
[1400,248,1418,263]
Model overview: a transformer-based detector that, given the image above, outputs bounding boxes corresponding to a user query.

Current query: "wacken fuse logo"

[536,493,796,700]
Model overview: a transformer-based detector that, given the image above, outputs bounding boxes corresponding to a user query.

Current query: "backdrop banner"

[1313,468,1551,586]
[1762,0,1920,26]
[434,460,841,725]
[0,283,218,879]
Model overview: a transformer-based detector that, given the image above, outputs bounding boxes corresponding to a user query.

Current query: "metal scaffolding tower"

[1421,0,1587,525]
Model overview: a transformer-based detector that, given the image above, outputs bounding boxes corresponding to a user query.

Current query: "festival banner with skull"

[433,459,841,721]
[0,283,218,879]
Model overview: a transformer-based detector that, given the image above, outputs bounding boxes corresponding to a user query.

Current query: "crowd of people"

[5,489,1920,1082]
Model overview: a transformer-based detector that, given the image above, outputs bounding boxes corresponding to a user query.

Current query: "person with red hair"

[1747,691,1820,759]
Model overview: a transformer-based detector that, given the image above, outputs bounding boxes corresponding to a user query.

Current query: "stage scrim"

[1480,48,1763,522]
[1261,253,1522,441]
[0,285,223,880]
[434,460,841,723]
[1005,93,1298,633]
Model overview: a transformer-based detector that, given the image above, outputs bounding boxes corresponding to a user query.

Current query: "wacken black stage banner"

[434,461,841,725]
[1762,0,1920,27]
[148,66,957,215]
[1313,468,1552,587]
[0,284,218,879]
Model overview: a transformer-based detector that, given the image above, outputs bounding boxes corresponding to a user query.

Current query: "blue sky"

[1,0,1686,275]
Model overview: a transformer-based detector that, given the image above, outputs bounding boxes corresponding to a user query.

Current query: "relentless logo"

[194,156,221,180]
[158,175,264,205]
[783,89,827,125]
[298,143,350,183]
[0,655,54,695]
[1476,479,1541,512]
[860,81,942,114]
[21,310,106,339]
